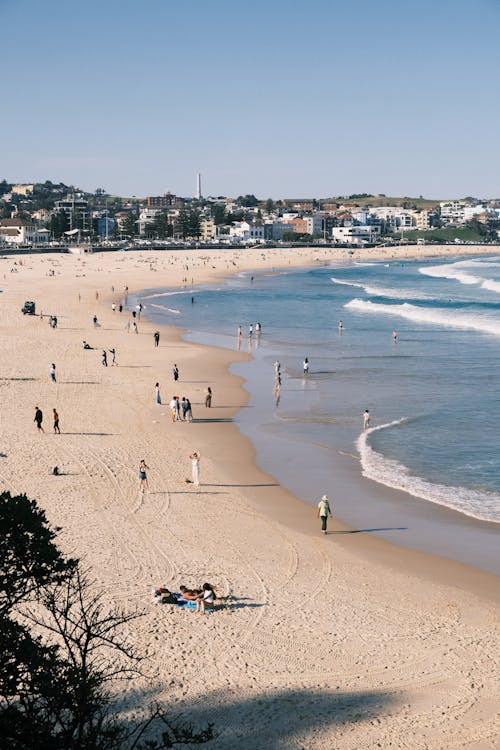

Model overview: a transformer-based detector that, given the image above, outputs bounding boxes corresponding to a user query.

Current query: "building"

[95,216,116,238]
[229,221,264,242]
[331,225,380,245]
[304,214,324,237]
[32,208,52,225]
[0,218,49,245]
[12,184,34,196]
[146,192,181,208]
[200,218,216,241]
[137,208,161,235]
[412,210,431,230]
[54,195,90,231]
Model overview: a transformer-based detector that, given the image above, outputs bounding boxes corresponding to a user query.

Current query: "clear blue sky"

[1,0,499,199]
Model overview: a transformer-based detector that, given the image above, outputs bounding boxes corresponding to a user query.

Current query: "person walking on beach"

[53,408,60,434]
[190,451,200,486]
[237,325,242,338]
[205,386,212,408]
[138,459,149,493]
[49,363,57,383]
[109,348,117,366]
[363,409,370,429]
[181,396,188,420]
[154,330,160,347]
[173,364,179,382]
[317,494,332,535]
[133,321,138,334]
[155,382,162,405]
[184,397,193,422]
[303,357,309,375]
[101,350,108,367]
[34,406,44,433]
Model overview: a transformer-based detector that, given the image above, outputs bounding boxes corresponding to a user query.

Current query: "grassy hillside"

[392,227,488,243]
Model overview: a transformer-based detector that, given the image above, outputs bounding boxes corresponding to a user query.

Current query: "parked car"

[21,300,36,315]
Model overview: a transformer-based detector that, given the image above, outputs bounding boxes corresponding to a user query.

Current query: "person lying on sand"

[179,585,202,601]
[151,586,179,605]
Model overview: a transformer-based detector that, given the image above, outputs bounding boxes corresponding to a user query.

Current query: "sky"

[1,0,499,199]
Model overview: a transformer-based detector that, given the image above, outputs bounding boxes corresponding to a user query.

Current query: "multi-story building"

[229,221,264,242]
[304,214,324,236]
[54,194,90,231]
[137,208,161,235]
[200,218,216,241]
[331,225,380,245]
[412,210,431,230]
[146,192,181,208]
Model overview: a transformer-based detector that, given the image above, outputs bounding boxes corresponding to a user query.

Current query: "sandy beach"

[1,244,499,750]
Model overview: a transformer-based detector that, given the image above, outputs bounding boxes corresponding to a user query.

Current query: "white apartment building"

[369,207,414,230]
[331,225,380,245]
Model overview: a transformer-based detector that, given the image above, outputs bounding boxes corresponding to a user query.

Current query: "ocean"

[137,254,500,568]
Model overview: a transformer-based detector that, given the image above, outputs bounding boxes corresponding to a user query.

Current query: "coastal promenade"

[0,246,499,749]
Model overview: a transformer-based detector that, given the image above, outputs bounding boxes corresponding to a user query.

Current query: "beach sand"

[1,245,499,749]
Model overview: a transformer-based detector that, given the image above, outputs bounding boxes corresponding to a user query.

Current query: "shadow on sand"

[330,527,408,535]
[119,686,399,749]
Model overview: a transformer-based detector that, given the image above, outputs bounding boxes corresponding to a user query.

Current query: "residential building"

[331,225,380,245]
[32,208,52,225]
[138,207,161,235]
[304,214,324,236]
[54,194,90,231]
[12,184,34,196]
[412,210,431,230]
[229,221,264,242]
[200,218,216,241]
[146,192,181,208]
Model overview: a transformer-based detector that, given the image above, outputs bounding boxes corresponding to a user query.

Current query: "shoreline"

[1,245,499,748]
[134,261,500,591]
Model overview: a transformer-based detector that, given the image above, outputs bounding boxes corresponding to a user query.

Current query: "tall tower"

[196,172,202,200]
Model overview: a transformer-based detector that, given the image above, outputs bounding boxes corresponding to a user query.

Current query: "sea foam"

[419,260,500,295]
[357,420,500,523]
[344,298,500,337]
[331,276,428,300]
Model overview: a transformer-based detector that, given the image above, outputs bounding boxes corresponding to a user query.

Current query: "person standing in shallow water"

[154,331,160,347]
[363,409,370,429]
[173,364,179,382]
[317,494,332,534]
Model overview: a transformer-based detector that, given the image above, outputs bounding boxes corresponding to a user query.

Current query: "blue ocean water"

[140,255,500,526]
